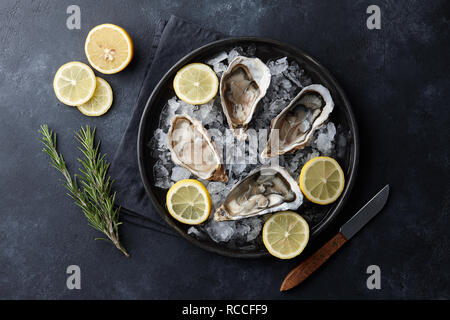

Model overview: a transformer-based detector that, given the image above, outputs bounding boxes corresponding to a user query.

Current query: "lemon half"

[299,156,345,205]
[263,211,309,259]
[85,24,133,74]
[77,77,113,116]
[173,63,218,105]
[53,61,96,106]
[166,179,211,225]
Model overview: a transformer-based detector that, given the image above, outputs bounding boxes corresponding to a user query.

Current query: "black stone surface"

[0,0,448,299]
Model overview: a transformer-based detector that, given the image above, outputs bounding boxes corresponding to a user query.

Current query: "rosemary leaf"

[39,124,129,257]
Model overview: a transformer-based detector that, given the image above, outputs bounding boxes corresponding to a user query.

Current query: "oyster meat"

[214,166,303,221]
[167,114,228,182]
[262,84,334,158]
[220,56,271,141]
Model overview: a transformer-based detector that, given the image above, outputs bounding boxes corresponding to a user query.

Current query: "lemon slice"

[263,211,309,259]
[76,77,113,116]
[173,63,219,105]
[85,24,133,74]
[166,179,211,225]
[299,156,345,205]
[53,61,96,106]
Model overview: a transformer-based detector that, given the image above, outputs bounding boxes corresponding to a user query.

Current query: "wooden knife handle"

[280,232,347,291]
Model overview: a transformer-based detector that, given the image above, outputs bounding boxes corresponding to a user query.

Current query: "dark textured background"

[0,0,449,299]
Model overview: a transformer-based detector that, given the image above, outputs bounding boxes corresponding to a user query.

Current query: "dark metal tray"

[137,37,359,258]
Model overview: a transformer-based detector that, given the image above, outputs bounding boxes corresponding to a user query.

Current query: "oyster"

[167,114,228,182]
[214,166,303,221]
[262,84,334,158]
[220,56,271,141]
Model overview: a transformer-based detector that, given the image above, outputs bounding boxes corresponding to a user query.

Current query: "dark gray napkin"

[110,16,223,233]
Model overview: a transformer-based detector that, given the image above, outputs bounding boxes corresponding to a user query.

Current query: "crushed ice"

[149,46,348,247]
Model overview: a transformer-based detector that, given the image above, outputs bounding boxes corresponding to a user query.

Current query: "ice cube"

[315,133,333,154]
[231,163,247,175]
[284,70,301,87]
[154,128,168,151]
[171,166,191,181]
[210,193,223,209]
[159,97,178,122]
[193,100,212,121]
[187,226,204,239]
[268,57,288,75]
[176,101,195,117]
[280,79,292,90]
[153,162,171,189]
[227,47,244,64]
[206,220,235,243]
[268,99,286,116]
[212,62,227,75]
[207,181,227,194]
[160,151,173,166]
[206,51,228,66]
[287,152,304,174]
[167,97,180,113]
[312,122,336,155]
[306,149,320,162]
[283,60,313,88]
[246,217,263,241]
[327,122,337,140]
[234,222,251,240]
[197,100,223,126]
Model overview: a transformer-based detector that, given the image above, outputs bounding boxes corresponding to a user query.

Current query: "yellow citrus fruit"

[166,179,211,225]
[77,77,113,116]
[85,23,133,74]
[53,61,96,106]
[299,156,345,205]
[262,211,309,259]
[173,63,219,105]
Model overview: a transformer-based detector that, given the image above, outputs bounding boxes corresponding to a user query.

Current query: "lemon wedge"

[85,24,133,74]
[173,63,218,105]
[53,61,96,106]
[77,77,113,116]
[166,179,211,225]
[299,156,345,205]
[263,211,309,259]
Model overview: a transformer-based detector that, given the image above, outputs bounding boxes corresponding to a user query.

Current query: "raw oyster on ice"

[220,56,271,141]
[214,166,303,221]
[262,84,334,158]
[167,114,228,182]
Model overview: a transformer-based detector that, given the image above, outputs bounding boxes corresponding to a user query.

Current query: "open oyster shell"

[220,56,271,141]
[167,114,228,182]
[214,166,303,221]
[261,84,334,158]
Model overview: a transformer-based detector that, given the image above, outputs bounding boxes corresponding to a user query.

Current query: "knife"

[280,184,390,292]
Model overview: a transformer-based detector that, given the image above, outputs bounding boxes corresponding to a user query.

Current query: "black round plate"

[137,37,359,258]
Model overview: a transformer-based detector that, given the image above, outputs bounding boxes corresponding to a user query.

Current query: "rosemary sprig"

[39,124,129,257]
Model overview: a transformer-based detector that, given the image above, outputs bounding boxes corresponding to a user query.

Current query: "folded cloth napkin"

[110,16,223,233]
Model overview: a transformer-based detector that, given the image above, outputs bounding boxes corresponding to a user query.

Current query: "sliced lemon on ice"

[299,156,345,205]
[166,179,211,225]
[263,211,309,259]
[173,63,219,105]
[85,23,133,74]
[77,77,113,116]
[53,61,96,106]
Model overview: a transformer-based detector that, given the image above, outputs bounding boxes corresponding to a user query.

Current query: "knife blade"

[280,185,390,292]
[340,184,390,240]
